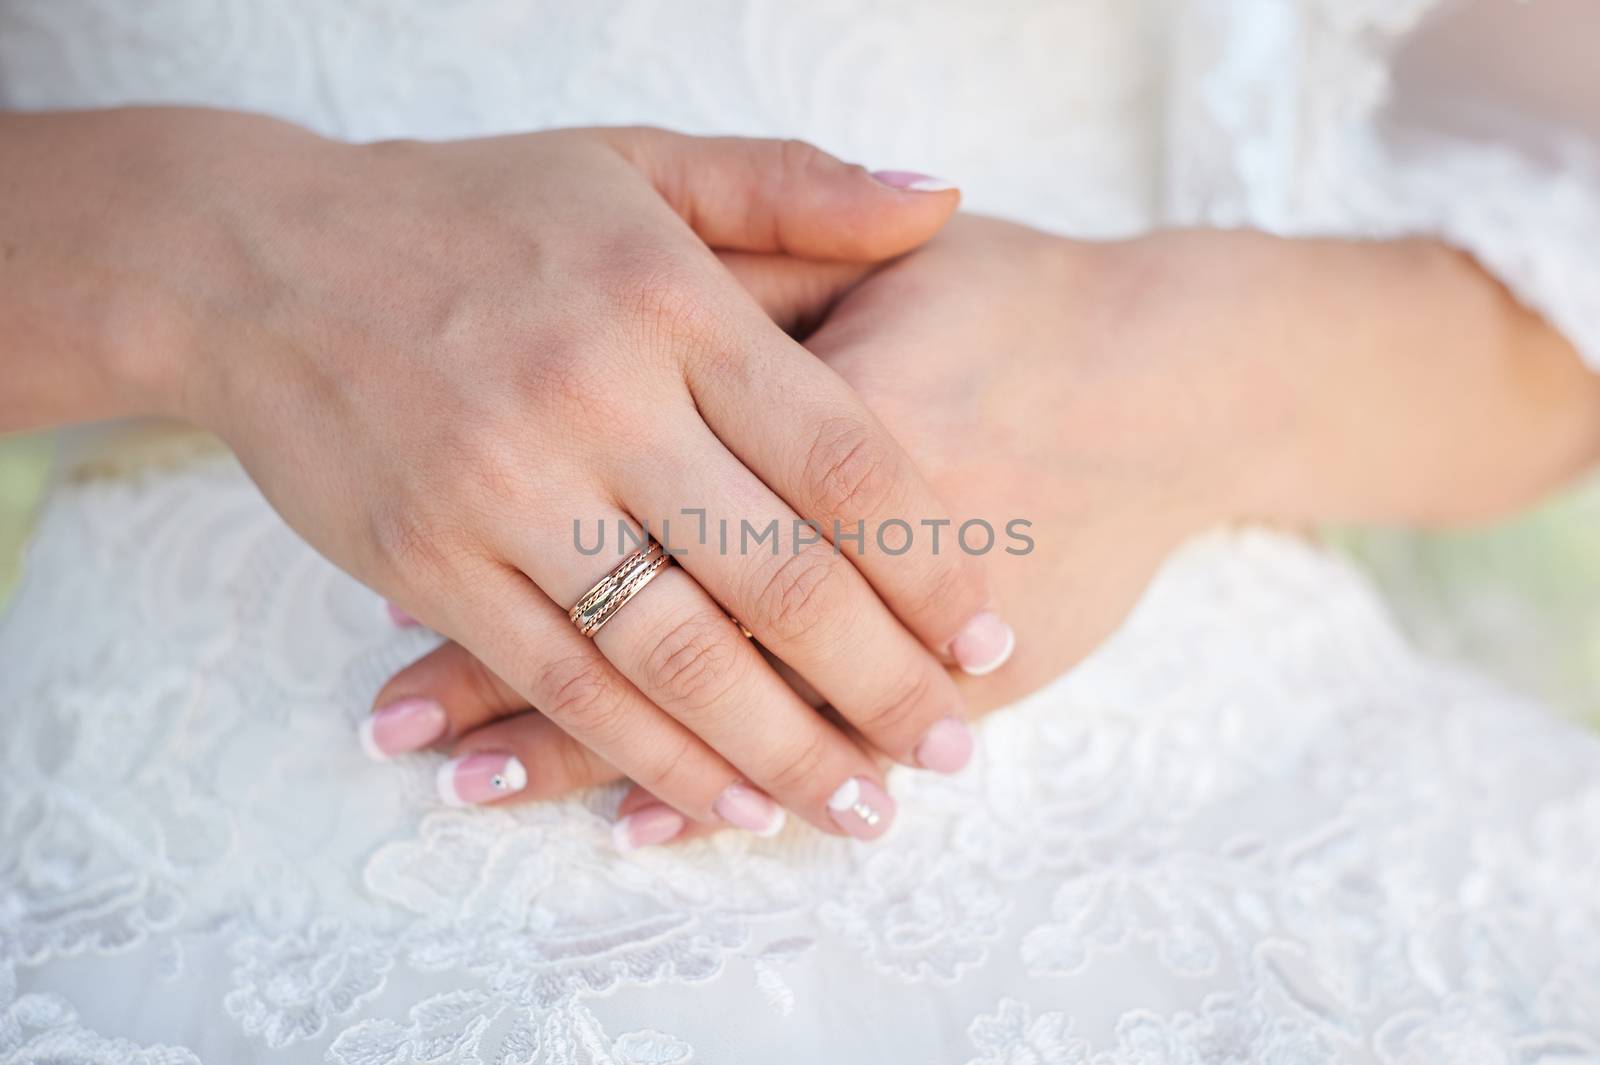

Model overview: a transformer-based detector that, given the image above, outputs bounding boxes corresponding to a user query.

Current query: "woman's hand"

[371,215,1600,848]
[0,108,1018,841]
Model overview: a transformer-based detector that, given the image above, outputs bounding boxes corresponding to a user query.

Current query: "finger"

[504,502,896,841]
[449,708,621,806]
[362,621,830,768]
[620,427,977,777]
[617,787,715,848]
[601,128,959,261]
[444,708,760,852]
[686,315,1015,679]
[437,562,752,820]
[363,639,526,760]
[717,252,872,336]
[615,729,898,851]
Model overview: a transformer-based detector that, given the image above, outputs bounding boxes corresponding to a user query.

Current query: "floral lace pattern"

[3,1,1600,1062]
[6,454,1600,1063]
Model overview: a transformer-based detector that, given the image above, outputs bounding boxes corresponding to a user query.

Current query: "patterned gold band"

[567,540,671,637]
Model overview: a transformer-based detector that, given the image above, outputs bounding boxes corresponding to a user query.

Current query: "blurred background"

[1326,478,1600,731]
[0,434,50,605]
[4,431,1597,729]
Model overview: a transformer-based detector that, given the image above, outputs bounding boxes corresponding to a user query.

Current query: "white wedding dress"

[3,2,1600,1062]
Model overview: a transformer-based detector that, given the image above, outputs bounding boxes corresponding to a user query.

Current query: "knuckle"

[642,611,746,713]
[777,137,833,182]
[612,249,719,355]
[761,727,834,800]
[535,653,626,740]
[744,545,849,645]
[800,416,899,521]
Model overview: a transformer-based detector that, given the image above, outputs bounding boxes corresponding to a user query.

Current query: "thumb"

[602,127,959,261]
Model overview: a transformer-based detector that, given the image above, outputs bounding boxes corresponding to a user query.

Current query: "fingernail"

[713,783,787,837]
[870,169,957,192]
[949,610,1015,676]
[385,601,418,627]
[435,750,527,806]
[826,776,896,840]
[612,803,688,853]
[359,697,448,761]
[914,716,974,774]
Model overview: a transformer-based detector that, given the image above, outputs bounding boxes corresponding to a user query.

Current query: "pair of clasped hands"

[340,125,1024,850]
[120,113,1586,852]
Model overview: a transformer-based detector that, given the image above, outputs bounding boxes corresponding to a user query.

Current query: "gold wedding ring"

[568,540,671,637]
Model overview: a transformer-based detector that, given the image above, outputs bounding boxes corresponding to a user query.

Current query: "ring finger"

[619,430,976,776]
[508,502,898,840]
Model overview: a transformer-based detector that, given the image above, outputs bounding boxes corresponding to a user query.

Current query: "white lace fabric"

[3,2,1600,1062]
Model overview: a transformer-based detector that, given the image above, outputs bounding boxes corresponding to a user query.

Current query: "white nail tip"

[754,806,787,838]
[499,756,528,793]
[358,717,388,762]
[827,777,862,812]
[435,759,466,807]
[961,626,1017,678]
[611,818,638,854]
[906,177,957,192]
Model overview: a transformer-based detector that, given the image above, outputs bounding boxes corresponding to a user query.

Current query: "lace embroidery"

[4,0,1600,1060]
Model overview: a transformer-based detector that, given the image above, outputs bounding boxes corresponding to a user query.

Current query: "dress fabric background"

[2,2,1600,1062]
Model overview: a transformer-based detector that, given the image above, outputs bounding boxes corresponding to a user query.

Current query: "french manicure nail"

[949,610,1016,676]
[914,716,974,774]
[359,697,448,761]
[826,776,896,840]
[435,750,527,806]
[713,783,787,837]
[385,601,419,627]
[612,803,688,853]
[870,169,957,192]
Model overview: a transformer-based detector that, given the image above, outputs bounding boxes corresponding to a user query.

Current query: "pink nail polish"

[870,169,957,192]
[435,751,527,806]
[612,804,688,852]
[713,783,786,837]
[949,611,1016,676]
[359,697,448,761]
[385,601,419,627]
[914,717,974,774]
[826,777,896,840]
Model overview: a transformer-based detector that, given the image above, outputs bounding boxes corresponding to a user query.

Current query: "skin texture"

[0,108,1018,840]
[382,215,1600,841]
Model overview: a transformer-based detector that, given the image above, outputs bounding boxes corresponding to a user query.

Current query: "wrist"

[0,110,170,428]
[1076,230,1311,529]
[1,107,336,432]
[1150,231,1600,528]
[105,109,342,432]
[1253,236,1600,526]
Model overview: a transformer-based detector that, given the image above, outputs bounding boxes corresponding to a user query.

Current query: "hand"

[12,108,1019,840]
[742,217,1600,703]
[371,215,1600,849]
